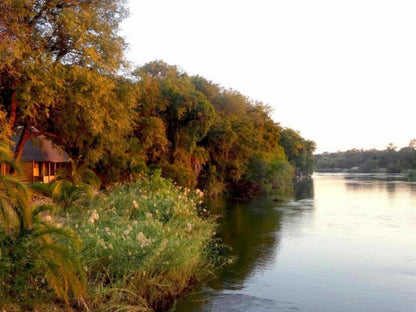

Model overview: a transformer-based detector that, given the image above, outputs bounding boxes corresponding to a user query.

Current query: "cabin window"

[33,162,40,177]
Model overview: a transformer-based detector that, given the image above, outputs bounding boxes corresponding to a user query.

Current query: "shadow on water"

[294,178,314,200]
[174,180,315,311]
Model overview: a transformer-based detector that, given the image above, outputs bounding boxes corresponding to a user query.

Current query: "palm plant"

[0,140,30,231]
[52,158,101,210]
[0,142,86,309]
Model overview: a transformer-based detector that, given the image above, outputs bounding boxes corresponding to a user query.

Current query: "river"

[175,173,416,312]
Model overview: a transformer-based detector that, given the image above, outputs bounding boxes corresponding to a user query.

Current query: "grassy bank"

[0,172,218,311]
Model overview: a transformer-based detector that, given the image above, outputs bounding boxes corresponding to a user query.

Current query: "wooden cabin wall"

[4,161,71,183]
[17,161,34,183]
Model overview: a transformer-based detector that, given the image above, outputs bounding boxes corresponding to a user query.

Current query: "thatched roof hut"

[11,128,70,183]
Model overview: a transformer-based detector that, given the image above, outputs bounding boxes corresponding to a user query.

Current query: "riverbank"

[0,173,218,311]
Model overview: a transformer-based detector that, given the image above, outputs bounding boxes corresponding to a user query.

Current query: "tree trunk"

[9,91,18,130]
[13,126,29,160]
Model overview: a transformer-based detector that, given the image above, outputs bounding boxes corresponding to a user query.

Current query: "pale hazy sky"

[121,0,416,153]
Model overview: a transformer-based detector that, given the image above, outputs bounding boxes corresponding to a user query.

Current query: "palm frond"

[52,158,101,210]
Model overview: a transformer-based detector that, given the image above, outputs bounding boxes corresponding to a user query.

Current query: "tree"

[279,128,316,177]
[133,61,216,187]
[0,0,131,161]
[192,77,296,197]
[386,143,397,151]
[408,139,416,150]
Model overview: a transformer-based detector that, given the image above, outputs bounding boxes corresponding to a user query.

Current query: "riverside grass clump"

[65,171,216,311]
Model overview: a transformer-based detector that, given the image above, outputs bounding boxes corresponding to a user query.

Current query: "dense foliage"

[0,142,86,310]
[0,0,133,162]
[0,2,314,198]
[128,62,314,197]
[315,141,416,173]
[1,144,218,310]
[279,128,316,178]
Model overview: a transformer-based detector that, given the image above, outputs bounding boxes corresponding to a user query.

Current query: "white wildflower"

[89,209,99,224]
[136,232,153,248]
[186,223,193,232]
[196,189,204,198]
[160,238,168,251]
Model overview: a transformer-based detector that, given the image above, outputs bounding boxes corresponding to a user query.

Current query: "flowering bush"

[67,172,216,310]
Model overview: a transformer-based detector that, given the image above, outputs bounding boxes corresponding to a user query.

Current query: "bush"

[66,171,216,311]
[0,143,85,310]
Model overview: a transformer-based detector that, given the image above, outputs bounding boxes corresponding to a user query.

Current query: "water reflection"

[177,174,416,312]
[176,180,315,311]
[294,179,314,200]
[343,174,411,198]
[208,197,283,290]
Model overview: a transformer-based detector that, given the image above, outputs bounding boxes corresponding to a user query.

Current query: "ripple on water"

[203,293,300,312]
[274,199,315,213]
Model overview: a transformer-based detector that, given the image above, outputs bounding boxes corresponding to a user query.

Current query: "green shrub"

[0,206,86,309]
[66,171,216,310]
[0,143,86,310]
[52,159,101,211]
[30,182,55,197]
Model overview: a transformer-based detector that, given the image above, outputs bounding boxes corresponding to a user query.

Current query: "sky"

[120,0,416,153]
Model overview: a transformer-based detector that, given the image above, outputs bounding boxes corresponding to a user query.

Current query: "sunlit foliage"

[280,128,316,177]
[0,1,314,196]
[0,0,132,162]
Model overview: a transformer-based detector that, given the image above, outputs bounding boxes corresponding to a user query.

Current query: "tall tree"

[280,128,316,177]
[0,0,131,161]
[134,61,216,187]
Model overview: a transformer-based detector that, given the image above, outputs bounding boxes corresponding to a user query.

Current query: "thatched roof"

[12,128,69,163]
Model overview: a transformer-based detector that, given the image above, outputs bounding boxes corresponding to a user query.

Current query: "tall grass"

[65,171,217,311]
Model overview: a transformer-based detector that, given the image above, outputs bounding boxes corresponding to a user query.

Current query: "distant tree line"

[315,141,416,173]
[0,1,315,198]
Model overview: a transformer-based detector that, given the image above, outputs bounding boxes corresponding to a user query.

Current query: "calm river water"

[176,173,416,312]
